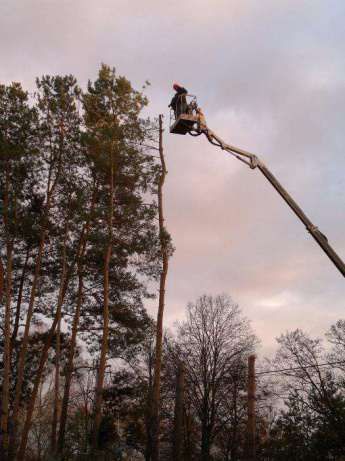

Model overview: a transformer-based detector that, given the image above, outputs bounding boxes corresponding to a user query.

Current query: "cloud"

[1,0,344,356]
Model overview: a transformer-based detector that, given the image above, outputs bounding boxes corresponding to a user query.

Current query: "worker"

[169,83,188,118]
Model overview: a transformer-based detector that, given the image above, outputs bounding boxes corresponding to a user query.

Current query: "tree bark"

[92,151,114,449]
[201,421,211,461]
[50,315,61,453]
[57,271,83,454]
[246,354,256,461]
[50,212,71,454]
[0,257,4,305]
[0,166,14,460]
[172,362,185,461]
[10,245,30,353]
[57,183,97,454]
[151,114,169,461]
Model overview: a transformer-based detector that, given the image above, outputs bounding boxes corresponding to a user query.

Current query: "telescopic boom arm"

[198,124,345,278]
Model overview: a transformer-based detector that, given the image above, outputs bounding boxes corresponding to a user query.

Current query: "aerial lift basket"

[169,94,199,135]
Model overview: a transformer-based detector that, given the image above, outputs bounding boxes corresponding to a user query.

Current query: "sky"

[1,0,344,356]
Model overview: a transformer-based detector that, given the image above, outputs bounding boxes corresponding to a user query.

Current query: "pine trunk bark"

[10,246,30,354]
[92,152,114,449]
[50,214,71,454]
[57,184,97,453]
[0,243,13,459]
[0,166,14,460]
[151,115,169,461]
[50,315,61,453]
[57,271,83,453]
[0,257,4,304]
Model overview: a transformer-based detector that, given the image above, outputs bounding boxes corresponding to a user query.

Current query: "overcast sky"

[1,0,344,355]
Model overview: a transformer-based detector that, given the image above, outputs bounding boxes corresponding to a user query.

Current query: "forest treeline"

[1,65,345,461]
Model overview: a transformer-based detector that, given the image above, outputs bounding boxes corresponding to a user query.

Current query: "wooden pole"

[247,354,256,461]
[172,362,185,461]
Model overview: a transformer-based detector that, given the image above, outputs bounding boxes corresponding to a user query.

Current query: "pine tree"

[0,82,38,459]
[82,64,161,450]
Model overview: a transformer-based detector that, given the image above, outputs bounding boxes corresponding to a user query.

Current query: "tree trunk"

[151,114,169,461]
[10,166,59,456]
[0,242,13,459]
[50,213,71,454]
[184,406,194,461]
[92,152,114,449]
[0,257,4,304]
[10,246,30,354]
[172,362,185,461]
[246,355,256,461]
[0,167,13,460]
[57,183,97,454]
[50,315,61,453]
[145,346,154,461]
[201,426,211,461]
[57,271,83,454]
[16,206,70,460]
[16,250,69,460]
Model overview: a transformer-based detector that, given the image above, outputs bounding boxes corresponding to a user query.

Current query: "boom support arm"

[200,126,345,278]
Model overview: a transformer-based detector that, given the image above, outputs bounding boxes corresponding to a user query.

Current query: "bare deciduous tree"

[176,294,257,461]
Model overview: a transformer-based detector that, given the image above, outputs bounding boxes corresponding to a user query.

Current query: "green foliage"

[0,64,163,459]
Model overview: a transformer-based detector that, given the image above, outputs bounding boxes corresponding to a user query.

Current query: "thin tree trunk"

[57,183,97,453]
[172,362,185,461]
[184,407,193,461]
[92,151,114,449]
[51,315,61,452]
[0,166,14,460]
[10,246,30,353]
[10,161,60,455]
[0,257,4,304]
[151,114,169,461]
[17,179,96,458]
[16,237,69,460]
[50,214,71,454]
[201,427,211,461]
[246,355,256,461]
[145,346,154,461]
[57,271,83,453]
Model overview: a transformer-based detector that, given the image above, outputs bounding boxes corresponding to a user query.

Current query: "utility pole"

[172,362,185,461]
[246,355,256,461]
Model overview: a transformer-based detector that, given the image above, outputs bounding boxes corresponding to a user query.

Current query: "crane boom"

[199,125,345,278]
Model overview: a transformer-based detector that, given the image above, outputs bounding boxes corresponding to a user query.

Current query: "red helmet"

[173,83,181,90]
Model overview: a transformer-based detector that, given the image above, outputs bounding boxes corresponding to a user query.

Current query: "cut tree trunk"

[151,114,169,461]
